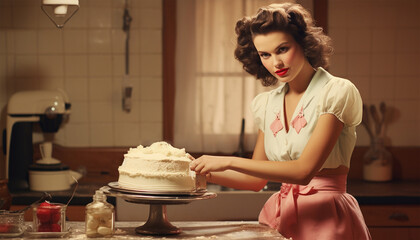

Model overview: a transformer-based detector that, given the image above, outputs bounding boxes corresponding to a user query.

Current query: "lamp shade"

[41,0,79,28]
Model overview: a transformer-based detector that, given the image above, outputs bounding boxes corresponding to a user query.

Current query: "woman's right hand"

[190,155,232,175]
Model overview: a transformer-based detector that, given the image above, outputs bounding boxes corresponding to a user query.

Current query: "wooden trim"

[313,0,328,34]
[162,0,176,144]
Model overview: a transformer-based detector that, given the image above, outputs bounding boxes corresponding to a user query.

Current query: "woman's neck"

[287,62,315,95]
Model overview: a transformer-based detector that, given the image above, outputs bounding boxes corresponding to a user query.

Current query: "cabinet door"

[360,205,420,240]
[369,227,420,240]
[361,205,420,227]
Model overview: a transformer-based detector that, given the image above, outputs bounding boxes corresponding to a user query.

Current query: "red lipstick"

[275,68,289,77]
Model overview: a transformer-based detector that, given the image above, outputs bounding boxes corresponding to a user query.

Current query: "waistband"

[281,174,347,195]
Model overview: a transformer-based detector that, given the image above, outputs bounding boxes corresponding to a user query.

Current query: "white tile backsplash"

[15,55,38,77]
[139,122,163,146]
[15,30,37,54]
[88,55,113,76]
[88,30,112,54]
[0,6,12,28]
[39,77,64,91]
[12,6,38,29]
[138,9,162,29]
[140,54,162,76]
[140,77,162,101]
[0,0,163,147]
[39,55,65,77]
[114,123,140,147]
[90,123,114,146]
[396,28,420,53]
[370,76,395,101]
[347,54,371,76]
[89,101,113,123]
[140,100,162,123]
[67,100,89,123]
[65,123,90,147]
[38,30,63,54]
[65,55,88,77]
[65,77,89,101]
[371,54,395,76]
[63,30,88,54]
[88,7,112,28]
[89,77,113,101]
[329,0,420,146]
[347,28,371,53]
[395,77,419,100]
[140,29,162,53]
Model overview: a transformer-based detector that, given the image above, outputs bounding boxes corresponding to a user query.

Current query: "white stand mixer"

[5,90,71,191]
[29,142,82,191]
[36,142,60,165]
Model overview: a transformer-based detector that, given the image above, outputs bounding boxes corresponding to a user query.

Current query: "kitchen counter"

[11,180,420,206]
[8,221,289,239]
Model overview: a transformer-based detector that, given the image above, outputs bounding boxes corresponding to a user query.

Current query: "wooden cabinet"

[361,205,420,240]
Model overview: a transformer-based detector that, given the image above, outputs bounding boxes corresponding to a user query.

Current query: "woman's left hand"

[190,155,231,175]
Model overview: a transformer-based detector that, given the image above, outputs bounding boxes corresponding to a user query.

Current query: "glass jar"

[363,137,393,182]
[0,179,12,210]
[32,202,67,232]
[0,210,25,237]
[85,190,114,238]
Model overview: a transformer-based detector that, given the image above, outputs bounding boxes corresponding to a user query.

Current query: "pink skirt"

[259,174,371,240]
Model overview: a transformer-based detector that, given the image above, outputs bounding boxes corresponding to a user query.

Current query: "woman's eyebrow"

[257,42,289,54]
[274,42,289,51]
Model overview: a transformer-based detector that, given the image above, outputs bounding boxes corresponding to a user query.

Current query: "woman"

[190,3,371,240]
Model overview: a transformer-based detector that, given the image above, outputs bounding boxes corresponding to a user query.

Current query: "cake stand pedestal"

[101,184,217,235]
[136,204,179,235]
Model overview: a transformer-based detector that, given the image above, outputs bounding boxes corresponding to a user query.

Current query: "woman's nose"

[273,56,283,68]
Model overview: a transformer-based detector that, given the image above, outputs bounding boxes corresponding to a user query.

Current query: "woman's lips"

[275,68,289,77]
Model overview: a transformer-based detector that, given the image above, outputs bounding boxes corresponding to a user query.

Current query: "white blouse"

[251,67,363,170]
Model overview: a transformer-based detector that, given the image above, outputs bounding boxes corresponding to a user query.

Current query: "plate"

[0,232,24,238]
[27,231,69,238]
[102,186,217,205]
[108,182,207,196]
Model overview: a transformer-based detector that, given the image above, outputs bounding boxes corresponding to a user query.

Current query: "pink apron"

[259,174,372,240]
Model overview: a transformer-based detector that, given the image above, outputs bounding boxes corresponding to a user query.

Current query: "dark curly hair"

[234,3,333,86]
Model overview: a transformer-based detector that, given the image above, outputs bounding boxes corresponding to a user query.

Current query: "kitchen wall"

[0,0,163,149]
[328,0,420,146]
[1,0,419,151]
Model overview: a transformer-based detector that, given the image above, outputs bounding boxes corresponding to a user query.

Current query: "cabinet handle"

[389,212,409,222]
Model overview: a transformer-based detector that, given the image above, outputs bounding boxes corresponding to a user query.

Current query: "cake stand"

[101,183,217,235]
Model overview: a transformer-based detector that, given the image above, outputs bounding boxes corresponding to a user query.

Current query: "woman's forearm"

[208,169,268,192]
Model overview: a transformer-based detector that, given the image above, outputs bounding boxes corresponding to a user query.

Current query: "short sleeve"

[251,91,270,132]
[318,78,363,127]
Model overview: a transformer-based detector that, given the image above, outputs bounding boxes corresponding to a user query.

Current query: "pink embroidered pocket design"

[270,112,283,137]
[291,106,307,134]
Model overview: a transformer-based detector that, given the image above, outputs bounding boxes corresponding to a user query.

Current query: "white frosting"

[124,141,190,161]
[118,142,206,192]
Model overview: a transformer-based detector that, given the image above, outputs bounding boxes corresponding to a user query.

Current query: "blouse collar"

[270,67,332,123]
[273,67,332,97]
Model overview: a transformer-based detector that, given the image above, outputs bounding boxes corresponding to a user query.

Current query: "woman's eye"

[260,53,270,59]
[278,47,289,53]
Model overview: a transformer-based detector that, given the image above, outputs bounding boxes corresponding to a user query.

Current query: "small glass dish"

[32,202,67,233]
[0,210,25,238]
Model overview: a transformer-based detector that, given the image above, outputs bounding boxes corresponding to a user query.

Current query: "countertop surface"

[10,180,420,206]
[5,221,289,240]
